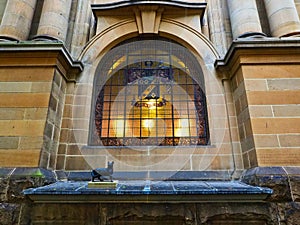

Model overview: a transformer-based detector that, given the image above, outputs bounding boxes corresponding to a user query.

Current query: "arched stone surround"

[65,12,242,177]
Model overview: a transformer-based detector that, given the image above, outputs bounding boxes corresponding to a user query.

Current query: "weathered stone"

[0,177,8,201]
[7,177,42,203]
[242,167,293,202]
[289,176,300,202]
[197,203,275,224]
[32,203,99,225]
[277,202,300,225]
[100,203,196,225]
[0,203,20,225]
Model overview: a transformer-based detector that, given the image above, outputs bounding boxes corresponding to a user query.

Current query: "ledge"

[215,37,300,78]
[0,41,83,81]
[24,180,272,203]
[92,0,207,10]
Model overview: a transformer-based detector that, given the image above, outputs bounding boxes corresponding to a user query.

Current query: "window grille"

[91,37,209,146]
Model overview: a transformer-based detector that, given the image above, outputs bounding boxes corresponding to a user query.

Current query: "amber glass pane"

[92,38,209,146]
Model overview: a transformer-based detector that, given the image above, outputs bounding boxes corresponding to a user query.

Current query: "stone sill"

[24,180,272,203]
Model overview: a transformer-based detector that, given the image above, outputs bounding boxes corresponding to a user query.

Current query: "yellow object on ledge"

[88,181,118,189]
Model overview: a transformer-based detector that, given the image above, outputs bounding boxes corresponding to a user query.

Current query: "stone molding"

[91,1,207,10]
[0,41,83,81]
[215,38,300,79]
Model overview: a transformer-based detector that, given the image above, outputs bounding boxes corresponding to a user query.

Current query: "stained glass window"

[90,37,209,146]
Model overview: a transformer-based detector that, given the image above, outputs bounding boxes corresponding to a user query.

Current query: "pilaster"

[0,42,82,168]
[216,39,300,168]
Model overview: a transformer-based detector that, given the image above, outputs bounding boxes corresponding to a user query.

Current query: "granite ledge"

[23,180,272,203]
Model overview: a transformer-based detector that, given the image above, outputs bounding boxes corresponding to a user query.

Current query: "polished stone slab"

[24,180,273,203]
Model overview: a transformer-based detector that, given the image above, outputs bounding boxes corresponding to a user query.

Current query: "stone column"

[227,0,265,39]
[296,0,300,19]
[35,0,72,42]
[264,0,300,37]
[0,0,37,40]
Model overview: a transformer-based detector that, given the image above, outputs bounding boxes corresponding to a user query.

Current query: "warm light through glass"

[143,119,154,128]
[175,118,190,137]
[114,119,125,137]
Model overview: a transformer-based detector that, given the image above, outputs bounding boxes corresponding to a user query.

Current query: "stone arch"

[79,18,219,72]
[71,18,240,174]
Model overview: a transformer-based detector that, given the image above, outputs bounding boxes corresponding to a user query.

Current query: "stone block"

[44,121,54,140]
[0,108,25,120]
[19,136,43,150]
[245,79,268,91]
[243,65,300,79]
[247,148,258,168]
[0,150,40,167]
[238,123,245,141]
[237,107,250,123]
[59,129,69,142]
[62,104,72,118]
[39,150,50,168]
[0,68,54,82]
[55,155,65,170]
[0,93,50,107]
[69,129,88,144]
[232,68,244,90]
[256,148,300,167]
[279,134,300,147]
[65,156,92,170]
[240,93,249,113]
[0,82,32,92]
[251,118,300,134]
[66,144,81,155]
[240,136,255,152]
[0,120,46,136]
[247,91,300,105]
[24,108,48,120]
[0,137,19,149]
[61,118,71,129]
[31,82,52,92]
[268,78,300,91]
[273,105,300,117]
[72,119,89,130]
[248,105,273,117]
[254,135,280,148]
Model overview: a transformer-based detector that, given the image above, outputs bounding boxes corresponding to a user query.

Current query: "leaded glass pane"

[91,37,209,146]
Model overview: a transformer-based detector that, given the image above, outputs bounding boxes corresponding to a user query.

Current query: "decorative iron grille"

[91,37,209,146]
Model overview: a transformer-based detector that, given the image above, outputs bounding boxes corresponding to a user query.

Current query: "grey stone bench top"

[24,180,273,203]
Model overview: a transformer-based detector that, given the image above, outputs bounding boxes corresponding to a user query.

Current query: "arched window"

[90,37,209,146]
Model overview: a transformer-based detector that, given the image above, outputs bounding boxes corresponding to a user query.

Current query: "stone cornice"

[0,41,83,82]
[92,0,207,10]
[215,38,300,79]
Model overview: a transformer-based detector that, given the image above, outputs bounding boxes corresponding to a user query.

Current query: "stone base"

[88,181,118,189]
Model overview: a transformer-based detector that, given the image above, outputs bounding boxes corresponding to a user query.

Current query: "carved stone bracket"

[134,6,164,34]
